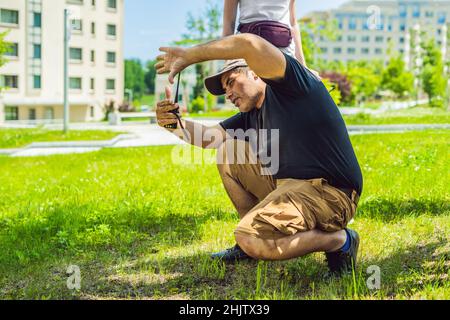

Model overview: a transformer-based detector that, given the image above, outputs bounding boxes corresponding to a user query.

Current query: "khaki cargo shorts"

[218,140,358,240]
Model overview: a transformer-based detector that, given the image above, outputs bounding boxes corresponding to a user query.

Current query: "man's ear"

[249,70,259,80]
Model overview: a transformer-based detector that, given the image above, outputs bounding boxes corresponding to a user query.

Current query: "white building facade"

[0,0,124,124]
[304,0,450,66]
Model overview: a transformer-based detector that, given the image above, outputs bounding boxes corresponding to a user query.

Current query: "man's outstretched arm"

[155,34,287,84]
[156,86,227,150]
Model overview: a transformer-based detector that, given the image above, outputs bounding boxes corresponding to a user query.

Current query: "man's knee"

[235,233,278,260]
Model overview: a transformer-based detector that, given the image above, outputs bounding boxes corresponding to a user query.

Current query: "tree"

[345,61,382,106]
[381,56,415,98]
[420,39,446,108]
[0,32,11,81]
[175,0,222,112]
[321,71,352,103]
[299,18,339,69]
[124,59,146,100]
[144,60,156,94]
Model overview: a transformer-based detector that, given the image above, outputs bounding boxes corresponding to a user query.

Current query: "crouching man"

[155,33,363,275]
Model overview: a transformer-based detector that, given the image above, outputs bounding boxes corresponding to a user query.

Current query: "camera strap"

[173,73,185,130]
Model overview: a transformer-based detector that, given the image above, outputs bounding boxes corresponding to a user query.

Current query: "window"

[69,47,82,61]
[426,11,434,18]
[5,106,18,121]
[1,75,18,88]
[33,44,41,59]
[91,0,96,7]
[28,109,36,120]
[333,48,342,54]
[336,36,343,42]
[399,5,407,18]
[399,37,405,44]
[362,36,370,42]
[0,9,19,25]
[90,78,95,90]
[44,107,54,120]
[375,36,384,43]
[413,5,420,18]
[91,22,95,35]
[107,24,116,37]
[347,35,356,42]
[107,0,117,10]
[361,48,370,54]
[348,17,357,30]
[90,106,95,117]
[106,51,116,64]
[347,48,356,54]
[320,47,328,53]
[33,12,41,27]
[68,0,83,4]
[338,18,343,30]
[375,48,383,54]
[69,77,82,89]
[90,50,95,63]
[106,79,115,90]
[438,13,446,24]
[71,19,82,32]
[400,23,406,31]
[4,42,18,57]
[33,75,41,89]
[363,21,368,30]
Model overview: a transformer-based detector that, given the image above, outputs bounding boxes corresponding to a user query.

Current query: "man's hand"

[155,47,190,84]
[156,86,179,130]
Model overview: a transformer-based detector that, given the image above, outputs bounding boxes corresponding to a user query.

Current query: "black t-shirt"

[220,53,363,195]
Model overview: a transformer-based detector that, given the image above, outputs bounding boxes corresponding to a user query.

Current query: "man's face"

[221,69,262,113]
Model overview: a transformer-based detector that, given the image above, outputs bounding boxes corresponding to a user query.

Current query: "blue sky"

[124,0,348,62]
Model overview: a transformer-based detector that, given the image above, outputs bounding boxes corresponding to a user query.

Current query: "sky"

[124,0,349,62]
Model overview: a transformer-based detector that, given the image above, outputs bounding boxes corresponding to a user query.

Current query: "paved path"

[1,120,449,157]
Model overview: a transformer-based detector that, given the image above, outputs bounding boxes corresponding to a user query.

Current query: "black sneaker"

[210,244,252,262]
[325,229,360,275]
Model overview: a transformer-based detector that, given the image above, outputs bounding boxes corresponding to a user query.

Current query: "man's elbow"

[235,33,267,56]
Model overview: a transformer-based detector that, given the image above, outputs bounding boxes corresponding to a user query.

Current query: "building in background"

[302,0,450,67]
[0,0,124,124]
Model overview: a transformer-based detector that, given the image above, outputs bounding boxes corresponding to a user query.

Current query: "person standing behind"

[223,0,307,66]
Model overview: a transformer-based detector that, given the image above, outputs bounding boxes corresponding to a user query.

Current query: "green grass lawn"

[188,106,450,125]
[343,107,450,125]
[0,130,449,299]
[188,109,239,119]
[0,128,122,149]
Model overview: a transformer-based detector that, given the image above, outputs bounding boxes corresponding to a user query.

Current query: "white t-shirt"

[239,0,290,26]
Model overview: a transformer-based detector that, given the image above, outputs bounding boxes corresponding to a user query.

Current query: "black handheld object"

[164,73,184,130]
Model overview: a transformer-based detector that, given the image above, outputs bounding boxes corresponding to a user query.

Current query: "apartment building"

[302,0,450,65]
[0,0,124,123]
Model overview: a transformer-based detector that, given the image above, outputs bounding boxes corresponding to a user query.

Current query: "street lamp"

[413,24,422,105]
[63,9,73,134]
[125,88,133,105]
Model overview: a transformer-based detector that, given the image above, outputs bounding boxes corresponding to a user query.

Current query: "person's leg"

[233,178,357,263]
[211,139,276,261]
[235,229,346,261]
[217,139,276,219]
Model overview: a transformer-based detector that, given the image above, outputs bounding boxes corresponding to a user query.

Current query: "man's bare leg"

[235,229,347,261]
